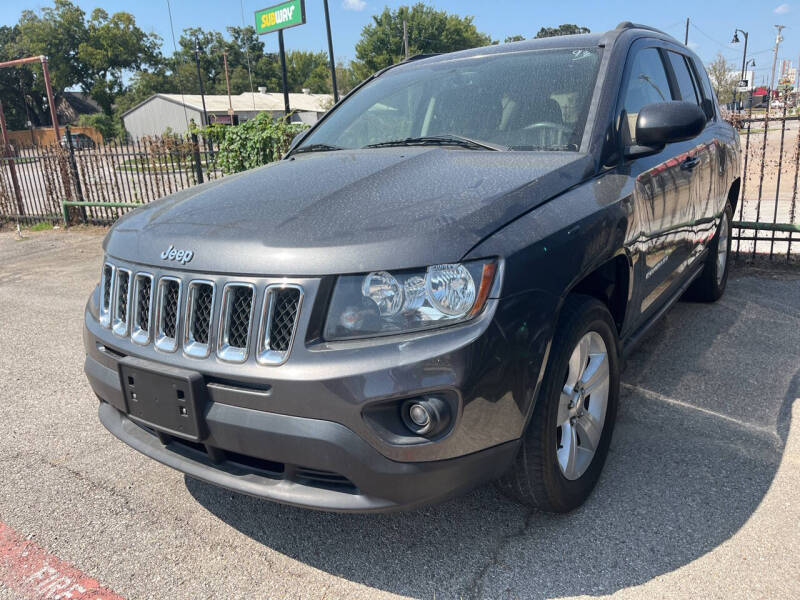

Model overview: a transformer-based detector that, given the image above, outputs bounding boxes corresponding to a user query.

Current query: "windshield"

[298,47,601,152]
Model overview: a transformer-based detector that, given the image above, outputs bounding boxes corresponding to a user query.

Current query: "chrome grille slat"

[155,277,182,353]
[99,262,303,366]
[217,283,255,363]
[112,269,132,337]
[99,263,115,328]
[131,273,154,345]
[183,281,215,358]
[257,284,303,366]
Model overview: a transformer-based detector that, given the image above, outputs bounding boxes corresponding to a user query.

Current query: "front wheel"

[498,295,620,513]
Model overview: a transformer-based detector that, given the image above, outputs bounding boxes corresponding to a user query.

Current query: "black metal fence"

[0,131,222,226]
[731,107,799,261]
[1,120,799,261]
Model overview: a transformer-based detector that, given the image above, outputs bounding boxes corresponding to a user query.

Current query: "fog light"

[408,403,431,427]
[401,397,449,437]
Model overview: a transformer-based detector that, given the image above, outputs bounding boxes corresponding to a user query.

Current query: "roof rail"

[403,53,441,63]
[615,21,671,37]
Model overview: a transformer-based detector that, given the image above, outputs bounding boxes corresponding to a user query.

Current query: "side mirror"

[634,101,706,150]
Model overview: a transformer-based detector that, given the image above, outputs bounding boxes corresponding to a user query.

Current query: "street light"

[731,29,749,110]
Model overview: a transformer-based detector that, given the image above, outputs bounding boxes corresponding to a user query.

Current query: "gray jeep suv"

[84,22,740,513]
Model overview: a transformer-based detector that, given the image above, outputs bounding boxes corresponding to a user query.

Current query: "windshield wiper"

[292,143,343,155]
[364,135,508,151]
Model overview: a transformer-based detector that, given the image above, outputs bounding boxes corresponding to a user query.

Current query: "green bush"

[198,113,308,174]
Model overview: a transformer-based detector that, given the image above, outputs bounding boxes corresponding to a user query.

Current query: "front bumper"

[96,397,518,512]
[84,280,557,512]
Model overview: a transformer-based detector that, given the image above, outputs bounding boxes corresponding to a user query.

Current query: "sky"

[1,0,798,86]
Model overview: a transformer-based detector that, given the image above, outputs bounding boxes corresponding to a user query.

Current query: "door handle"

[680,156,700,170]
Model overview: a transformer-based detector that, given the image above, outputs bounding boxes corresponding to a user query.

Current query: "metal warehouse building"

[121,90,333,138]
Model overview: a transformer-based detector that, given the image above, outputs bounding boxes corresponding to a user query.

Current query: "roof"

[122,91,332,118]
[390,22,679,72]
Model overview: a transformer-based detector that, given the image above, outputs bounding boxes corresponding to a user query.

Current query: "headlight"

[324,259,497,340]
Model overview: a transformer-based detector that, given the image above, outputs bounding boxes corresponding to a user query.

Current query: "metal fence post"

[64,125,87,225]
[190,132,204,184]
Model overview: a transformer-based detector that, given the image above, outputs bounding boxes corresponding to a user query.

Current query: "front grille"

[217,283,255,363]
[270,288,301,351]
[192,284,213,344]
[117,271,130,321]
[155,277,181,352]
[100,263,115,328]
[228,287,253,348]
[102,265,113,309]
[257,285,303,365]
[184,281,215,358]
[162,281,180,338]
[112,269,132,336]
[131,273,153,345]
[99,262,303,366]
[137,277,152,332]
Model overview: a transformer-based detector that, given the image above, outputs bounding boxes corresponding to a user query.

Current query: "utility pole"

[684,18,689,46]
[223,51,234,123]
[403,19,410,59]
[193,38,209,127]
[768,24,786,109]
[323,0,339,103]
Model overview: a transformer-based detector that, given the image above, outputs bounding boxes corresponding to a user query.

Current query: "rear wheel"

[498,295,620,512]
[685,202,732,302]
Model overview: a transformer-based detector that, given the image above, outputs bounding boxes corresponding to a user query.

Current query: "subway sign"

[255,0,306,35]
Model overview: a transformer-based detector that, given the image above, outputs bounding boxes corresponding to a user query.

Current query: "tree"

[286,51,332,93]
[707,53,737,105]
[504,35,526,43]
[78,8,162,114]
[354,3,492,78]
[15,0,161,119]
[535,24,590,38]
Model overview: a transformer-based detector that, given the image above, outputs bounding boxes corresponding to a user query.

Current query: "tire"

[497,295,620,513]
[685,202,732,302]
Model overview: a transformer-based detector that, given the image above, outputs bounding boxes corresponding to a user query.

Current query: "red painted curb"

[0,522,124,600]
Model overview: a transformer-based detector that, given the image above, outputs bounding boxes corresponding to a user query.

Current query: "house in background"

[121,90,333,139]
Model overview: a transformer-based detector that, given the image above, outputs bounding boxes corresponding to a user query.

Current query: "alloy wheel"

[556,331,610,480]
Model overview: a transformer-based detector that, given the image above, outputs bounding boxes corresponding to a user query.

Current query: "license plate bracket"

[118,356,207,441]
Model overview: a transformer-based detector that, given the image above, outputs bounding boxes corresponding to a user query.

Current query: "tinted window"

[667,51,699,105]
[691,58,717,121]
[620,48,672,144]
[299,48,602,152]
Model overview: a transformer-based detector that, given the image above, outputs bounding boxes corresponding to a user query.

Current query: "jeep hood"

[104,147,593,275]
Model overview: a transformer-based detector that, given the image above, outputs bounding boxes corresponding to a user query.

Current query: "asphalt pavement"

[0,226,798,599]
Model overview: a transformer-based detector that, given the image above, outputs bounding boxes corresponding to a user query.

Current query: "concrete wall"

[123,97,203,139]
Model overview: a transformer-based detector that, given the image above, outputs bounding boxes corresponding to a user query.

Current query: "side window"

[620,47,672,145]
[691,59,717,121]
[666,51,700,105]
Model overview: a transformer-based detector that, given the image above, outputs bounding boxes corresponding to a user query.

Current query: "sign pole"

[278,30,291,116]
[255,1,306,117]
[323,0,339,103]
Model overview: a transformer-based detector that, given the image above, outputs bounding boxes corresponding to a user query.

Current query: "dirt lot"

[0,228,799,599]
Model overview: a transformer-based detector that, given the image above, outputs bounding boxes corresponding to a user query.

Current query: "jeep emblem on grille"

[160,244,194,265]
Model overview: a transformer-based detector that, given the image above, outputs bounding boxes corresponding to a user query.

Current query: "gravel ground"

[0,226,798,599]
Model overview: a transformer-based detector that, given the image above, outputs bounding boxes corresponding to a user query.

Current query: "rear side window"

[666,51,700,105]
[690,59,717,121]
[620,48,672,144]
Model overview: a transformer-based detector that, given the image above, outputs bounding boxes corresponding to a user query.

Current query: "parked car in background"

[61,132,96,150]
[84,22,740,514]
